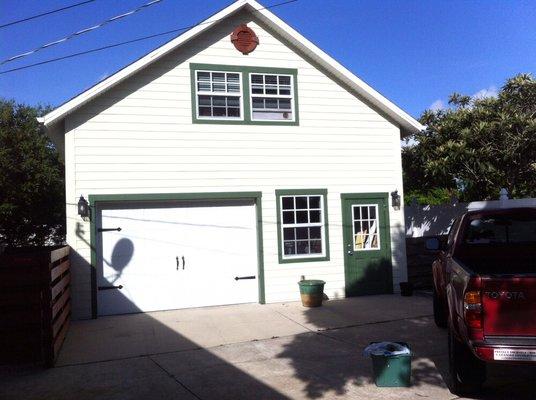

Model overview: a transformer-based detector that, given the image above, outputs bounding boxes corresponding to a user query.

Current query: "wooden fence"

[406,236,447,289]
[0,245,71,367]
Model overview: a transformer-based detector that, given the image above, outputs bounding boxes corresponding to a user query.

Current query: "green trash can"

[298,280,325,307]
[369,342,411,387]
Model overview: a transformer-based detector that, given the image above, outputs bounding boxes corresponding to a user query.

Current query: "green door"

[341,193,393,296]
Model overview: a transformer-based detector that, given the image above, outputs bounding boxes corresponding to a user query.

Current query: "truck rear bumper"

[473,345,536,363]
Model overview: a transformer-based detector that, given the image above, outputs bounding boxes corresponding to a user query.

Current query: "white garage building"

[40,0,423,319]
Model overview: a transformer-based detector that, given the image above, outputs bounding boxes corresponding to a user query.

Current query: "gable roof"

[38,0,424,135]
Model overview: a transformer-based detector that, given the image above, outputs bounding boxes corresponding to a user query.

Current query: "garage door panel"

[97,199,258,316]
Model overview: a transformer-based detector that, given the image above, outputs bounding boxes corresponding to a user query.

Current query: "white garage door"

[96,199,258,316]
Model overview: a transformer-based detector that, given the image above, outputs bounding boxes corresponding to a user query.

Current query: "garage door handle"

[98,285,123,290]
[235,276,256,280]
[182,256,185,270]
[98,227,122,233]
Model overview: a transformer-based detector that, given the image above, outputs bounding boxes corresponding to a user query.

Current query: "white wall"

[64,11,407,319]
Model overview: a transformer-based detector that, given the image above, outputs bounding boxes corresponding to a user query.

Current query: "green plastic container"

[298,280,325,307]
[370,342,411,387]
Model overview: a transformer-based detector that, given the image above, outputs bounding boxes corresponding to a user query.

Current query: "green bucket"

[370,342,412,387]
[298,280,325,307]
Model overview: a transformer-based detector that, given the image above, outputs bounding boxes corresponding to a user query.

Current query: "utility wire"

[0,0,164,65]
[0,0,298,75]
[0,0,97,29]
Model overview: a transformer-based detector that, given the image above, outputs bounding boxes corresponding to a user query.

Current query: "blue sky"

[1,0,535,118]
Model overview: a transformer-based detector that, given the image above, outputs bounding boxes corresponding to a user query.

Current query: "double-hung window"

[250,73,294,121]
[191,64,298,125]
[276,190,329,263]
[195,70,242,120]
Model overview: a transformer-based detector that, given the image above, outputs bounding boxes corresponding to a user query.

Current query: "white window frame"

[279,194,326,260]
[195,69,244,121]
[352,204,381,252]
[249,73,295,123]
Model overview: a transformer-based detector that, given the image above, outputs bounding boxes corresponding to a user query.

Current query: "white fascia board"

[40,0,250,127]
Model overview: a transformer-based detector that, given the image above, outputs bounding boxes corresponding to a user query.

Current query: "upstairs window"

[195,70,242,119]
[250,73,294,121]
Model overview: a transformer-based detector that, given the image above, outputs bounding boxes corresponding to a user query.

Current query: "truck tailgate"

[482,276,536,336]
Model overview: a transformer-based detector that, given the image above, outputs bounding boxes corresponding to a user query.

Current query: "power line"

[1,0,164,65]
[0,0,298,75]
[0,0,97,29]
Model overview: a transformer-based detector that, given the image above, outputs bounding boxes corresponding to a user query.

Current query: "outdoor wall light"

[391,190,401,210]
[77,195,90,220]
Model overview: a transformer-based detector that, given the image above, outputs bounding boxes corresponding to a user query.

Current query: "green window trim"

[190,63,299,126]
[275,189,330,264]
[88,191,265,319]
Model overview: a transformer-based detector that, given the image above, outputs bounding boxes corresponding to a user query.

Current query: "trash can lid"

[298,279,326,286]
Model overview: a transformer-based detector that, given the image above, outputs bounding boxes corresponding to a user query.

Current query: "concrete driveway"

[1,294,534,400]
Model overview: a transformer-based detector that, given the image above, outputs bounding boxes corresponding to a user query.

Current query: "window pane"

[213,107,226,117]
[227,83,240,92]
[284,241,296,255]
[212,83,226,92]
[309,196,320,209]
[265,75,277,84]
[252,86,264,94]
[283,228,295,240]
[265,86,278,95]
[252,98,264,109]
[227,97,239,107]
[199,107,211,116]
[265,98,278,109]
[296,227,308,239]
[310,240,322,254]
[197,71,210,81]
[227,108,240,117]
[296,197,307,209]
[198,82,211,92]
[227,73,239,82]
[310,226,321,239]
[279,99,291,109]
[251,74,263,84]
[279,88,291,95]
[296,241,309,254]
[309,210,321,223]
[198,95,211,106]
[282,197,294,210]
[279,75,291,85]
[296,211,308,223]
[369,206,376,219]
[212,72,225,82]
[213,97,226,106]
[283,211,294,224]
[353,206,360,220]
[362,207,369,219]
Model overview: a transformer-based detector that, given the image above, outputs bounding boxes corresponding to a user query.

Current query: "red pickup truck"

[429,207,536,394]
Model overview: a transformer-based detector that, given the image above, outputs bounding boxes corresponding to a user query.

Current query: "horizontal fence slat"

[50,274,70,301]
[49,246,70,265]
[50,260,70,282]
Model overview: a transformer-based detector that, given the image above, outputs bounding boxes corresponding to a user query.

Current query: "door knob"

[347,250,354,255]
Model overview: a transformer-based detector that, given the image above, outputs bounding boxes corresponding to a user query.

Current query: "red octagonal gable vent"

[230,24,259,55]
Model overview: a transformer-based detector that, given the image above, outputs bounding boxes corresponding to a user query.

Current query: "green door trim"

[88,191,265,319]
[340,192,393,296]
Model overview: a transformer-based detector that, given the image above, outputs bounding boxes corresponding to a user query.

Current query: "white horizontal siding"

[64,10,407,319]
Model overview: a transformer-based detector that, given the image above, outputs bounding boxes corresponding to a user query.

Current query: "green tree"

[403,73,536,204]
[0,99,65,246]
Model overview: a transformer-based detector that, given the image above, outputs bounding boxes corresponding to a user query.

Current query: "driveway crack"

[148,355,203,400]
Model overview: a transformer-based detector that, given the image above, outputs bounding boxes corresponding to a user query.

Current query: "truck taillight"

[464,290,482,329]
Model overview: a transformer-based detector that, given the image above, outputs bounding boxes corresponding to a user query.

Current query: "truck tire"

[448,324,486,395]
[433,288,447,328]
